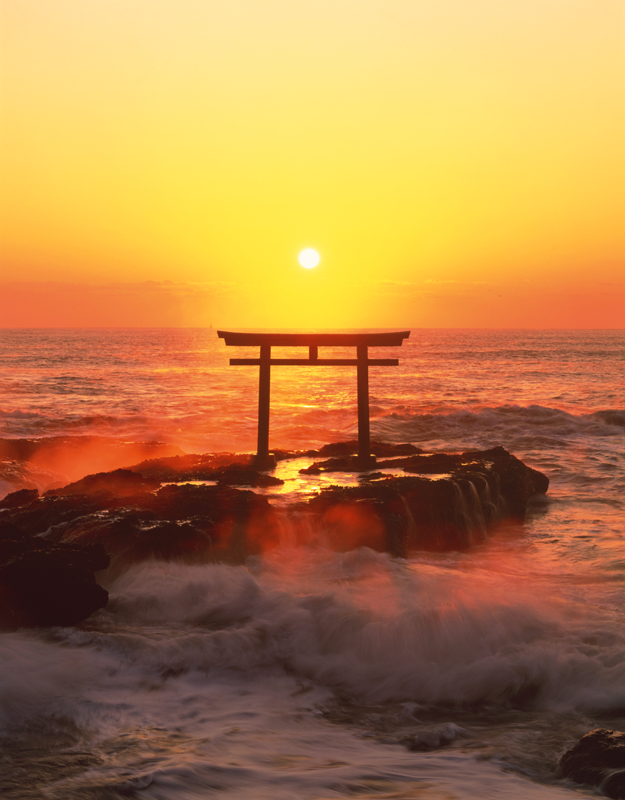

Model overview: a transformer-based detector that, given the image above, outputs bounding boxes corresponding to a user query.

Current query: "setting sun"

[298,249,320,270]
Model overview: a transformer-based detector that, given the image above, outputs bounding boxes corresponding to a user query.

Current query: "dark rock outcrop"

[559,729,625,798]
[124,454,283,487]
[2,480,277,570]
[313,441,423,458]
[126,452,256,481]
[307,476,469,556]
[0,443,549,622]
[44,468,161,498]
[0,488,39,510]
[305,447,548,556]
[49,514,214,565]
[0,525,109,630]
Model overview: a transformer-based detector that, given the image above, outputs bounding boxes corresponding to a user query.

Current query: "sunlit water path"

[0,328,624,798]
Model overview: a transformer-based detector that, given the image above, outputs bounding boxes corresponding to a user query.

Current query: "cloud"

[0,281,231,327]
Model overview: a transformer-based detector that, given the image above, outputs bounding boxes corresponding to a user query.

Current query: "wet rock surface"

[559,728,625,797]
[2,479,276,567]
[305,446,548,556]
[0,442,549,626]
[312,441,423,459]
[43,468,162,498]
[124,453,284,487]
[0,512,109,630]
[127,441,420,482]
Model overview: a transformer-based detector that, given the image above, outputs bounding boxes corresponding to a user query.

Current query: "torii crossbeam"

[217,330,410,469]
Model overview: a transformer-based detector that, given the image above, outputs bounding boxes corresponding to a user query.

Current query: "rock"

[307,476,468,556]
[125,453,284,485]
[1,482,279,567]
[300,456,372,474]
[53,514,214,565]
[559,729,625,798]
[0,526,109,629]
[378,452,462,473]
[43,468,161,498]
[214,469,284,487]
[313,440,423,458]
[400,724,461,751]
[0,443,549,568]
[306,447,549,556]
[126,452,255,481]
[0,488,39,509]
[2,493,117,538]
[125,445,421,482]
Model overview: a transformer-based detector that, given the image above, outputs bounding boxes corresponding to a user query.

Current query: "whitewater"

[1,327,624,799]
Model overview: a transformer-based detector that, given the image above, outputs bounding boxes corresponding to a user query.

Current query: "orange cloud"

[0,282,231,327]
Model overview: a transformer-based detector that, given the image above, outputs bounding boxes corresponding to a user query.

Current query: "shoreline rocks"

[0,442,550,628]
[304,446,548,555]
[0,519,109,630]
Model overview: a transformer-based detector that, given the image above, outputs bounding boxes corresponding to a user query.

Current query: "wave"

[3,551,625,737]
[373,405,625,450]
[2,403,624,448]
[589,409,625,428]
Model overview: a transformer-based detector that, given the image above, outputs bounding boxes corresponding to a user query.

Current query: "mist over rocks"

[0,436,184,472]
[0,476,276,627]
[304,446,548,555]
[0,436,185,500]
[0,442,550,626]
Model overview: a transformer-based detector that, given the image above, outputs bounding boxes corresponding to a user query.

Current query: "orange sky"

[1,0,624,328]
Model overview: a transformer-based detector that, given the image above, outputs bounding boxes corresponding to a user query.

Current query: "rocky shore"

[0,441,548,629]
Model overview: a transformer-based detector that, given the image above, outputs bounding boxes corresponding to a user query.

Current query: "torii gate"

[217,330,410,468]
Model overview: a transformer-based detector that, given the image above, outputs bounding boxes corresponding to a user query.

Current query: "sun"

[298,248,320,269]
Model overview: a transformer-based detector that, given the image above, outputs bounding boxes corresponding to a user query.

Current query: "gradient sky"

[1,0,624,327]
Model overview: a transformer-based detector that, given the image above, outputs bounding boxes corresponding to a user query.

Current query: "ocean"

[1,327,624,799]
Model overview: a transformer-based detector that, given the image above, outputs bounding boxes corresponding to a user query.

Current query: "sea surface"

[1,327,624,799]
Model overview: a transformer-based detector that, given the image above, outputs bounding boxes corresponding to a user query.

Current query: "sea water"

[0,328,624,799]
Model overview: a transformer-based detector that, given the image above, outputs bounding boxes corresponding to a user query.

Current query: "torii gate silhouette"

[217,330,410,468]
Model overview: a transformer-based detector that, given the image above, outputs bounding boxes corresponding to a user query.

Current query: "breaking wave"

[4,549,625,738]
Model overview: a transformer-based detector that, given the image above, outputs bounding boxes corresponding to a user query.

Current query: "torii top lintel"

[217,330,410,467]
[217,331,410,348]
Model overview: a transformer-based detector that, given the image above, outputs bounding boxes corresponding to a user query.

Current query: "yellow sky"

[1,0,624,327]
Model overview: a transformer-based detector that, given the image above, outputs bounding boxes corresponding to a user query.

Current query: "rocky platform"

[0,442,548,629]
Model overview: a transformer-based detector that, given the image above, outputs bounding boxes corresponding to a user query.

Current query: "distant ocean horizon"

[1,327,624,798]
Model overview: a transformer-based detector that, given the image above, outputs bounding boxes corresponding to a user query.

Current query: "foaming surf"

[1,544,620,797]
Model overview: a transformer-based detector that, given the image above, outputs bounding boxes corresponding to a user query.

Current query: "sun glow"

[1,1,623,327]
[298,249,320,269]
